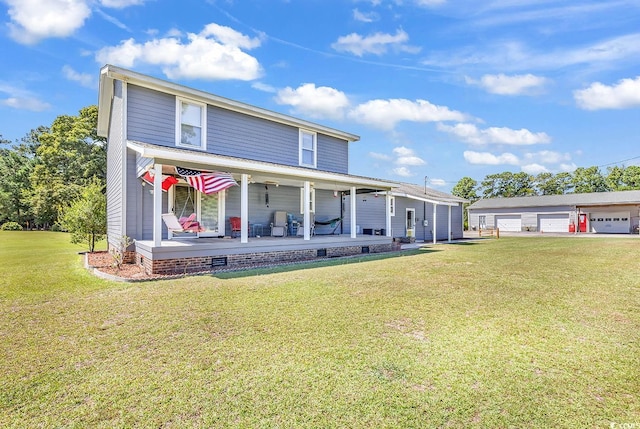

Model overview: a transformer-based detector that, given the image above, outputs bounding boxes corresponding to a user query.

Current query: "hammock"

[314,217,342,226]
[314,217,342,235]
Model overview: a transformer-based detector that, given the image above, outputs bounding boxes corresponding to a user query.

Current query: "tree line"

[452,167,640,203]
[0,106,106,230]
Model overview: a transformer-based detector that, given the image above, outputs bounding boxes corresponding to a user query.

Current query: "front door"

[406,208,415,237]
[579,213,588,233]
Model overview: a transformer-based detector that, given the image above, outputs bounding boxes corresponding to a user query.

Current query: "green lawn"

[1,232,638,428]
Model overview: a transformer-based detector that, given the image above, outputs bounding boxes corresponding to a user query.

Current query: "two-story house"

[98,65,403,274]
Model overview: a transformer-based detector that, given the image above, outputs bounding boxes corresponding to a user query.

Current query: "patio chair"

[270,210,288,237]
[296,216,315,236]
[229,217,242,238]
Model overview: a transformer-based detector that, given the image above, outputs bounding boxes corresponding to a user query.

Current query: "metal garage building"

[467,190,640,234]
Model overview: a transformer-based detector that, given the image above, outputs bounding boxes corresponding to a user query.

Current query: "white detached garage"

[467,190,640,234]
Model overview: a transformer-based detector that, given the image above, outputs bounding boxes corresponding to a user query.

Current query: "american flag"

[175,167,238,194]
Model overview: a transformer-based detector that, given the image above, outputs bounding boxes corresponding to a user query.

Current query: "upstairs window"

[177,98,206,150]
[299,130,317,168]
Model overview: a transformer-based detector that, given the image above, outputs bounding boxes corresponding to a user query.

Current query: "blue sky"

[1,0,639,191]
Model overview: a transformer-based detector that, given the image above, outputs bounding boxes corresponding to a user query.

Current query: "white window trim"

[299,129,317,168]
[176,97,207,150]
[300,187,316,213]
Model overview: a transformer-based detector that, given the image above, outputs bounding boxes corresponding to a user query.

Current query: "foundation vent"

[211,257,228,267]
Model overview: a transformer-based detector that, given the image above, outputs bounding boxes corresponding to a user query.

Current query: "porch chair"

[296,215,315,237]
[229,217,242,238]
[270,211,288,237]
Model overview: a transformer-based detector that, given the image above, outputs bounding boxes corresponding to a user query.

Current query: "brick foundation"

[137,243,394,275]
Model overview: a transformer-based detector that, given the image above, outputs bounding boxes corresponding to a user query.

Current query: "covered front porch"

[134,233,395,274]
[125,141,398,274]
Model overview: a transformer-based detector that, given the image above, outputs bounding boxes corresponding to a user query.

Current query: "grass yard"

[0,232,638,428]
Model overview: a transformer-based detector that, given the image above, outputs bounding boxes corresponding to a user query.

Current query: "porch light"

[333,190,338,198]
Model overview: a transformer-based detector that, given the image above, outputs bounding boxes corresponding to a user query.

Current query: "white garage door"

[538,214,570,233]
[589,212,630,234]
[495,215,522,232]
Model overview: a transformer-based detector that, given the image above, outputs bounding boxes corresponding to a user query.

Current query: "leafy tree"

[621,165,640,189]
[452,176,478,230]
[58,178,106,252]
[480,173,508,198]
[606,166,625,191]
[572,166,608,193]
[0,129,46,226]
[28,106,106,226]
[480,172,535,198]
[535,171,573,195]
[452,177,478,201]
[0,149,33,225]
[511,172,536,197]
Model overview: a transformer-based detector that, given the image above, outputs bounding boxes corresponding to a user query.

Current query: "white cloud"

[560,162,578,172]
[4,0,146,44]
[430,178,446,186]
[438,123,551,145]
[349,99,467,130]
[95,24,263,81]
[353,8,378,23]
[62,65,95,88]
[393,166,414,177]
[251,82,277,93]
[467,73,548,95]
[331,29,420,57]
[0,83,51,111]
[524,150,571,164]
[521,163,549,174]
[393,146,426,166]
[275,84,350,121]
[464,151,520,165]
[1,97,51,111]
[6,0,91,44]
[574,76,640,110]
[423,33,640,72]
[369,152,392,161]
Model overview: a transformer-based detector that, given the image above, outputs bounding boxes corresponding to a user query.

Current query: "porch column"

[153,163,163,247]
[303,181,311,240]
[433,203,437,244]
[385,192,392,237]
[350,186,357,238]
[241,173,249,243]
[448,205,452,243]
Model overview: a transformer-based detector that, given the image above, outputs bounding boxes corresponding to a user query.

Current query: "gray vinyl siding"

[126,84,349,173]
[224,185,342,235]
[342,194,385,235]
[317,134,348,174]
[342,195,463,240]
[127,85,175,146]
[208,106,300,166]
[106,80,125,246]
